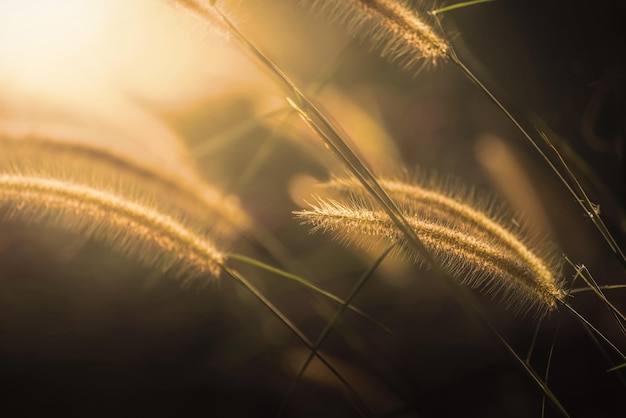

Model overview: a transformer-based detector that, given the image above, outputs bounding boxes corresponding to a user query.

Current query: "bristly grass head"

[295,0,450,71]
[0,126,251,241]
[0,174,226,284]
[295,175,565,315]
[0,127,251,286]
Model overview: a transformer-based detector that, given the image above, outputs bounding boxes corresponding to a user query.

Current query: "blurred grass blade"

[560,302,626,362]
[211,6,442,274]
[569,284,626,294]
[279,244,395,417]
[222,267,374,417]
[228,253,393,334]
[607,363,626,373]
[446,50,625,267]
[565,256,626,333]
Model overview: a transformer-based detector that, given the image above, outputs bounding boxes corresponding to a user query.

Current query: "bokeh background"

[0,0,624,416]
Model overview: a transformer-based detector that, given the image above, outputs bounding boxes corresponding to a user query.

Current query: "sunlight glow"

[0,0,106,86]
[0,0,274,112]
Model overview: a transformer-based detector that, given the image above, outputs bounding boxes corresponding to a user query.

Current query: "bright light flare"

[0,0,271,109]
[0,0,107,87]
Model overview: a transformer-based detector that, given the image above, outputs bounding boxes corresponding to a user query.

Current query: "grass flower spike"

[0,126,248,284]
[0,174,226,282]
[297,0,449,69]
[296,177,565,314]
[0,128,250,241]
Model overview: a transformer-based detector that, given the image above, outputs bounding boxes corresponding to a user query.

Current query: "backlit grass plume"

[0,126,250,241]
[292,0,625,266]
[295,176,565,314]
[0,127,250,284]
[296,0,449,69]
[0,174,225,282]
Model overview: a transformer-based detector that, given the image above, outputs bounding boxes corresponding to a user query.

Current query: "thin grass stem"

[430,0,497,15]
[278,244,395,416]
[569,284,626,294]
[222,266,375,417]
[560,301,626,362]
[564,256,626,332]
[228,253,393,334]
[209,6,443,278]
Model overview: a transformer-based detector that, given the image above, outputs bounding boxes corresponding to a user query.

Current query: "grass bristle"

[295,176,565,315]
[296,0,449,71]
[0,174,226,283]
[0,129,251,241]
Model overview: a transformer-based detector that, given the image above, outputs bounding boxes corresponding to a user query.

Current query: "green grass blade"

[560,301,626,362]
[222,266,374,417]
[278,244,395,416]
[565,256,626,332]
[431,0,497,15]
[607,363,626,373]
[228,253,393,334]
[211,6,443,275]
[446,50,625,267]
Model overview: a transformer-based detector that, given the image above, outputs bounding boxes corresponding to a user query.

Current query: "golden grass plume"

[0,174,226,282]
[0,127,249,284]
[295,0,449,70]
[295,175,565,314]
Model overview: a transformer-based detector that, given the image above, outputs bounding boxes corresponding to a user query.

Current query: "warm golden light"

[0,0,272,111]
[0,0,106,87]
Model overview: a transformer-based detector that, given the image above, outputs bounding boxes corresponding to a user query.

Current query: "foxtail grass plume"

[0,174,225,282]
[0,126,251,284]
[0,126,250,241]
[296,0,449,70]
[295,176,565,314]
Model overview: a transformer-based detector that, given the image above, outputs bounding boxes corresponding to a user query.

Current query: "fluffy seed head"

[296,177,565,315]
[0,127,251,241]
[296,0,449,70]
[0,174,226,282]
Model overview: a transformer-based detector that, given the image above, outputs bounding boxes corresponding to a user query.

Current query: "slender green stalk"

[228,253,393,333]
[222,267,375,417]
[431,0,497,15]
[569,285,626,294]
[292,0,625,266]
[208,7,443,279]
[448,53,626,267]
[278,244,395,416]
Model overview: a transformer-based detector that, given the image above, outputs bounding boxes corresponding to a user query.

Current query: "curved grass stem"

[206,5,571,413]
[278,244,395,416]
[430,0,497,15]
[569,284,626,294]
[227,253,393,334]
[222,266,375,417]
[210,6,441,276]
[564,256,626,333]
[560,301,626,363]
